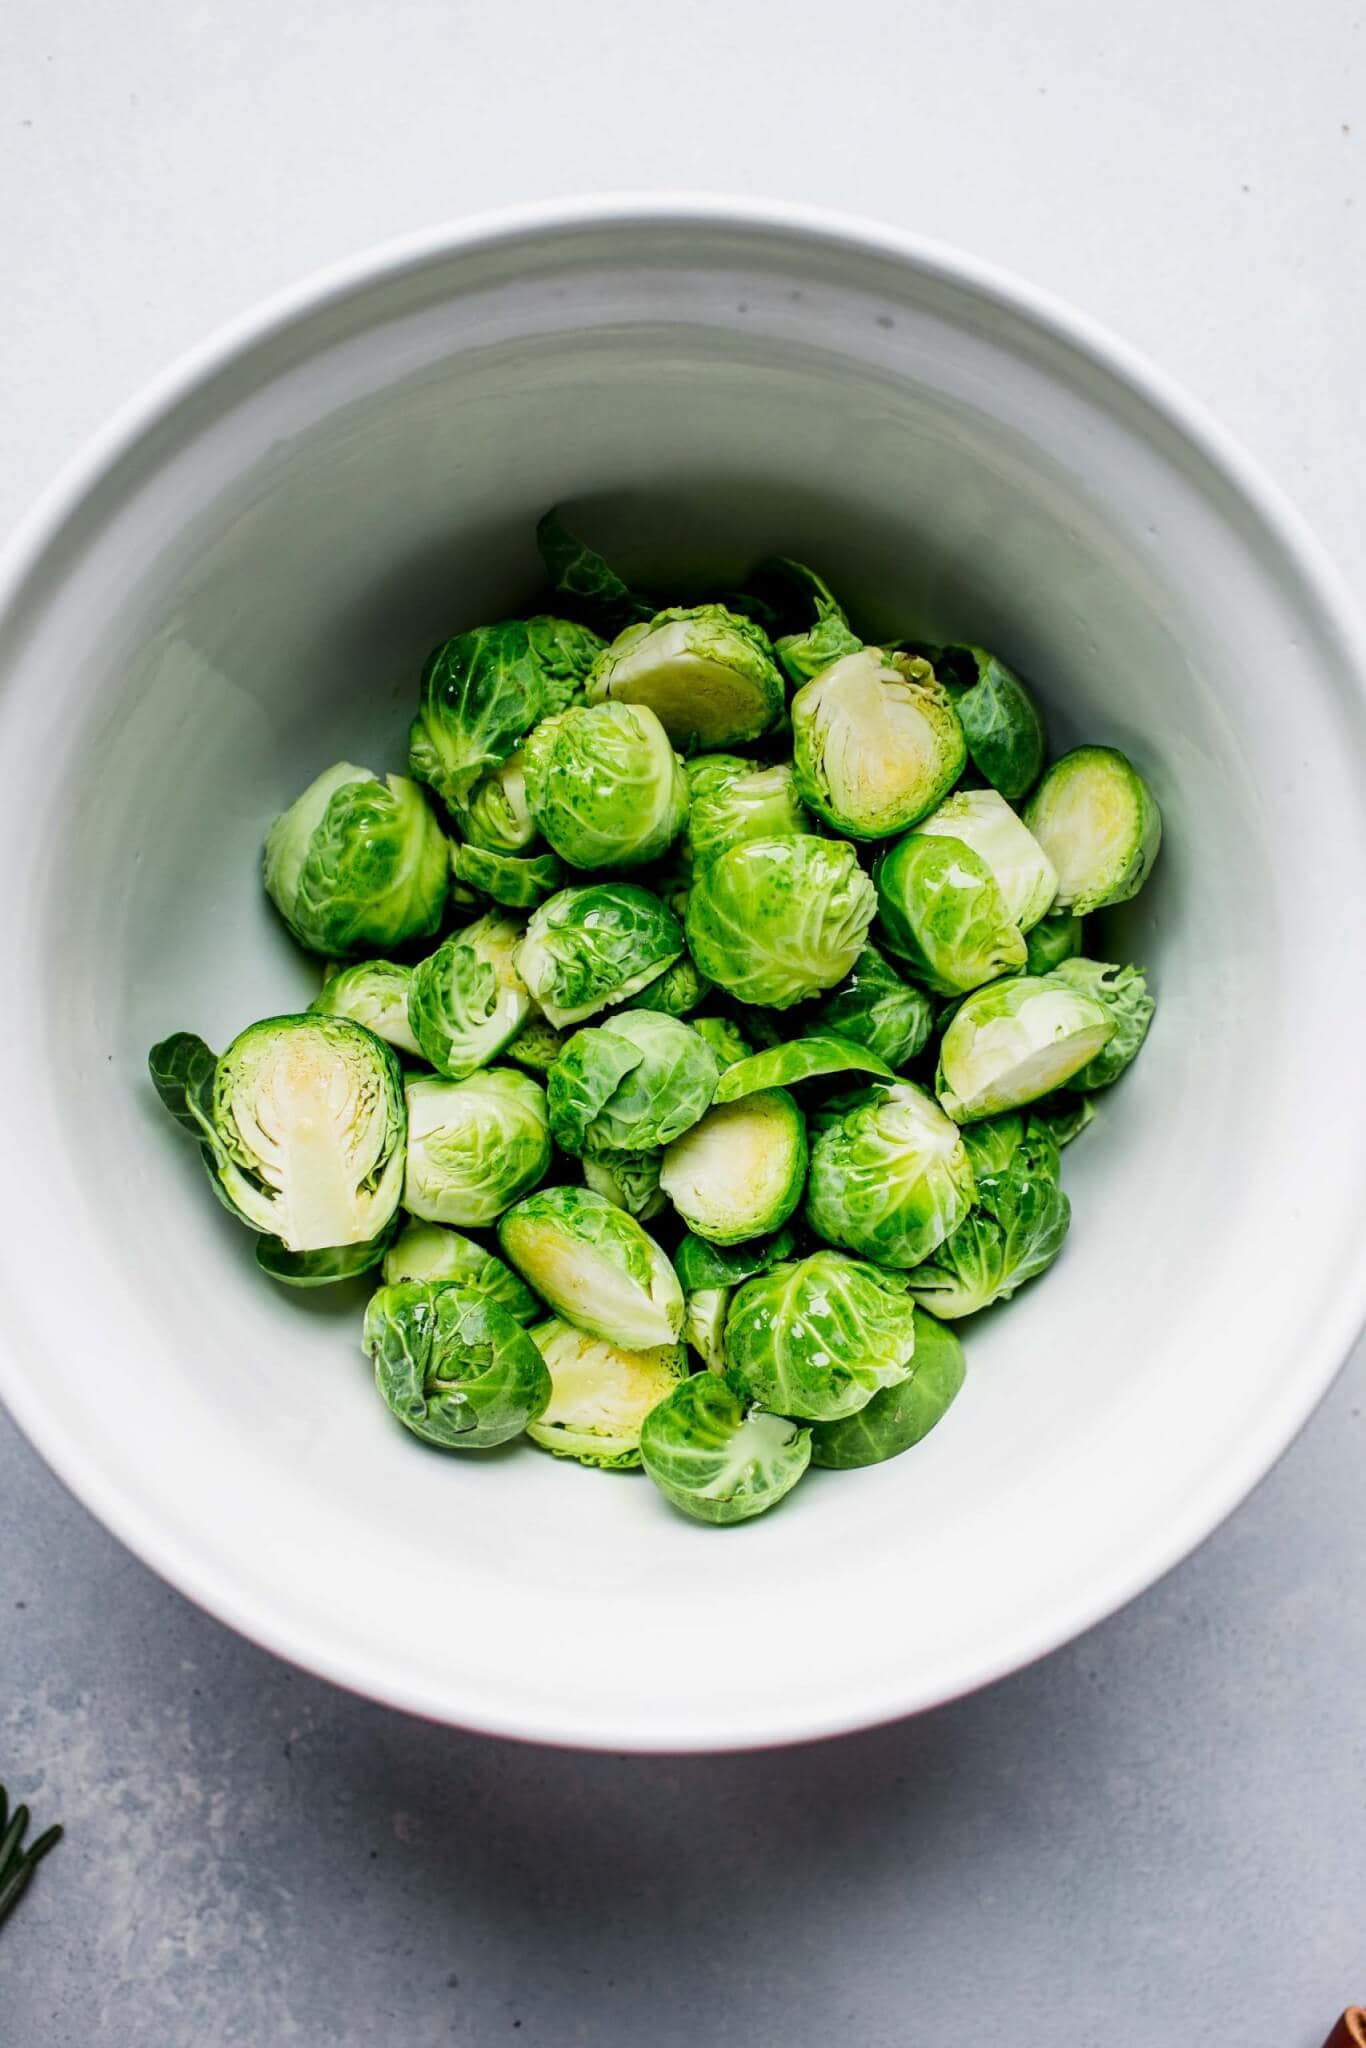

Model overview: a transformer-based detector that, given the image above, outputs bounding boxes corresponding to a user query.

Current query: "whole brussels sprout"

[449,841,565,910]
[806,1080,976,1268]
[659,1089,807,1245]
[311,959,421,1058]
[582,1149,666,1221]
[1024,912,1085,975]
[408,617,604,809]
[915,788,1057,933]
[382,1218,540,1323]
[908,1132,1070,1318]
[673,1226,796,1371]
[809,944,935,1070]
[515,883,683,1029]
[454,749,537,854]
[810,1307,965,1468]
[526,1317,688,1469]
[150,1015,407,1253]
[499,1187,684,1349]
[685,756,810,867]
[1049,959,1155,1089]
[548,1010,720,1156]
[712,1033,893,1104]
[725,1250,918,1421]
[685,835,877,1010]
[263,762,449,959]
[791,649,967,839]
[523,702,687,870]
[364,1283,552,1450]
[874,830,1027,995]
[1024,745,1162,914]
[936,972,1114,1122]
[403,1068,550,1226]
[640,1374,812,1525]
[929,644,1046,801]
[588,605,786,750]
[407,916,531,1080]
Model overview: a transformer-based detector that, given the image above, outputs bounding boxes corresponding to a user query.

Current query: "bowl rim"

[3,191,1366,1752]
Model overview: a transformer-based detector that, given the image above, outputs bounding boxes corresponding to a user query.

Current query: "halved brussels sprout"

[685,756,810,867]
[449,842,565,911]
[930,644,1046,801]
[810,1307,965,1468]
[809,944,935,1070]
[503,1011,567,1074]
[548,1010,719,1156]
[1024,745,1162,913]
[640,1374,812,1524]
[498,1187,683,1349]
[582,1149,666,1221]
[673,1226,796,1371]
[874,830,1026,995]
[588,605,786,750]
[791,649,967,839]
[263,762,449,959]
[150,1015,408,1253]
[691,1015,753,1070]
[685,835,877,1010]
[408,617,604,809]
[713,1033,893,1103]
[619,953,710,1017]
[526,1318,688,1469]
[255,1221,397,1289]
[536,509,653,631]
[936,972,1114,1122]
[310,959,421,1058]
[407,915,531,1080]
[726,1250,918,1421]
[381,1218,540,1322]
[454,749,537,854]
[514,883,683,1029]
[806,1079,976,1268]
[915,788,1057,933]
[523,702,687,870]
[1024,912,1085,976]
[659,1089,807,1245]
[1050,959,1155,1089]
[907,1131,1069,1318]
[364,1283,552,1450]
[403,1068,550,1226]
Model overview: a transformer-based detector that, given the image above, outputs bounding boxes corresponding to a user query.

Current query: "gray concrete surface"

[2,0,1365,2039]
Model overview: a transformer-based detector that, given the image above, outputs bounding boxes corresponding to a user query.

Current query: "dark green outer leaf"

[536,509,654,628]
[148,1032,217,1137]
[672,1225,797,1294]
[810,1308,965,1468]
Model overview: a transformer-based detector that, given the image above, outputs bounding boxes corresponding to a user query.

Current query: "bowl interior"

[4,211,1365,1748]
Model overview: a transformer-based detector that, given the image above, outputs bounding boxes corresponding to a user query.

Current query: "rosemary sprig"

[0,1784,62,1930]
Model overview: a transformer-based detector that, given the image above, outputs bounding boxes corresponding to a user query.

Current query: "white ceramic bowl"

[3,198,1366,1752]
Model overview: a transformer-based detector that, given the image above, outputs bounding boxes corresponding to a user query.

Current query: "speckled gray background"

[3,1,1365,2040]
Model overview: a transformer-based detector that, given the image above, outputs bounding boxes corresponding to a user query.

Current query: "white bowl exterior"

[3,202,1365,1749]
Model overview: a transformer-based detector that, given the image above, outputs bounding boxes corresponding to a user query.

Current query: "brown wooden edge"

[1323,2011,1366,2048]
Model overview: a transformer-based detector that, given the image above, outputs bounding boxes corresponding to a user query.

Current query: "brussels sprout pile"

[147,513,1162,1526]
